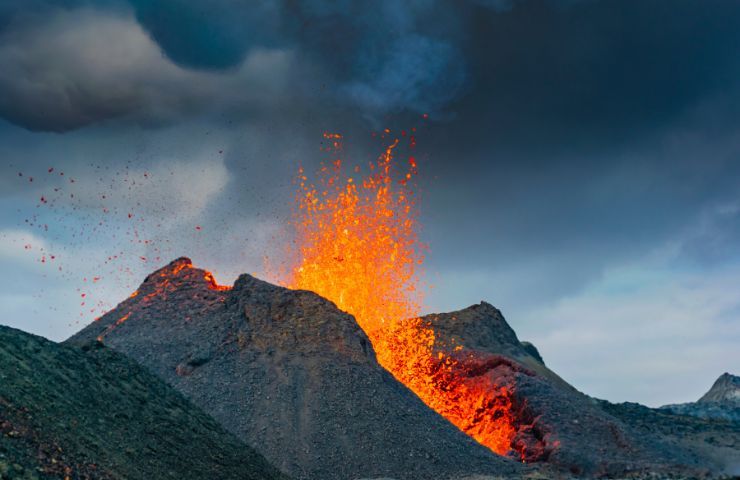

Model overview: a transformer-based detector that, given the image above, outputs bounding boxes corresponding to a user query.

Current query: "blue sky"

[1,0,739,407]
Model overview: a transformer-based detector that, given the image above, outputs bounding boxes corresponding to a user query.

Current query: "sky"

[1,0,739,407]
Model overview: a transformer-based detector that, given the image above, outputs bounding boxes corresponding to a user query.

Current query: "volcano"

[66,258,738,479]
[67,258,520,480]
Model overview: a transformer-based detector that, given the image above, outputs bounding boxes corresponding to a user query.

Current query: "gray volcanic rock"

[421,302,723,477]
[0,325,286,480]
[603,401,740,478]
[424,302,575,392]
[661,373,740,422]
[67,258,522,480]
[700,373,740,404]
[519,341,544,364]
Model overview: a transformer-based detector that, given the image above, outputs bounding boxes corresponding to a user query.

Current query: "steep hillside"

[0,325,287,480]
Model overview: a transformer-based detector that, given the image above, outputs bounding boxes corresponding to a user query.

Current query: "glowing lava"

[286,132,519,457]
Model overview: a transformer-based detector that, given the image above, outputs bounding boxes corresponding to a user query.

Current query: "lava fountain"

[284,131,520,457]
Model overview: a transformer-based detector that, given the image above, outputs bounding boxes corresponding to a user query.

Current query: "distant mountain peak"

[660,372,740,422]
[698,372,740,404]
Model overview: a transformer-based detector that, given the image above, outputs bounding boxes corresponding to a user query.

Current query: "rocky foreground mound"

[0,325,286,480]
[68,258,519,480]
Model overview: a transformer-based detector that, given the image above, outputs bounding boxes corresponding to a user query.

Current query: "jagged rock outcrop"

[67,258,522,480]
[0,325,286,480]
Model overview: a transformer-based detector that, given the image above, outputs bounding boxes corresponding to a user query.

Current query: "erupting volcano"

[284,131,519,457]
[63,131,735,478]
[6,3,739,479]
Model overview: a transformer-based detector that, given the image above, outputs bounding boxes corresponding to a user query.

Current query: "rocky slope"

[420,303,724,477]
[0,325,287,480]
[67,258,521,480]
[662,373,740,422]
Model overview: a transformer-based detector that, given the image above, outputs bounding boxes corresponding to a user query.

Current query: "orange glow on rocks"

[204,271,231,291]
[96,259,230,342]
[286,131,518,457]
[96,312,131,342]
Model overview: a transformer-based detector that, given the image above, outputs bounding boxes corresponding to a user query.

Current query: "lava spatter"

[285,131,520,457]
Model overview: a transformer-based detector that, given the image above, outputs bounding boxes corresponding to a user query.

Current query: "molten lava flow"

[286,132,519,457]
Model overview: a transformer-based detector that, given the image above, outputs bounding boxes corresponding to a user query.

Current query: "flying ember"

[285,131,519,457]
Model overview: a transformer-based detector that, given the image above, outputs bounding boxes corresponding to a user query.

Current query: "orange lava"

[204,271,232,291]
[286,132,518,457]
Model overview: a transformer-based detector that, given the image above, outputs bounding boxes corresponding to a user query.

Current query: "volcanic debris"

[0,324,287,480]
